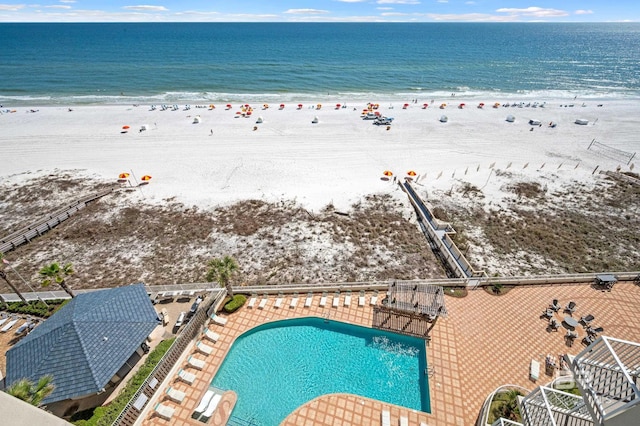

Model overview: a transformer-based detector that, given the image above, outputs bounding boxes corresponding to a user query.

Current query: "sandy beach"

[0,98,638,287]
[1,98,637,212]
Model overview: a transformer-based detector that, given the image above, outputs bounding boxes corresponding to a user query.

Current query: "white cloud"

[381,12,409,16]
[377,0,420,4]
[0,4,25,11]
[45,5,72,9]
[575,10,594,15]
[465,1,476,4]
[59,0,75,3]
[284,9,330,15]
[123,5,169,12]
[496,7,568,18]
[437,0,449,3]
[428,13,519,22]
[336,0,366,3]
[377,7,393,10]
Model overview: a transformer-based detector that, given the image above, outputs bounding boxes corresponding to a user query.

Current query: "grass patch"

[71,338,175,426]
[487,389,523,424]
[443,287,468,298]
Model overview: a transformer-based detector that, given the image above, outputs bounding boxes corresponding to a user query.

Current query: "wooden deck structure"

[372,281,447,341]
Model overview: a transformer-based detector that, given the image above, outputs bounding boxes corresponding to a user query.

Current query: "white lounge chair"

[196,340,213,355]
[530,359,540,381]
[154,403,175,420]
[193,390,215,415]
[187,355,206,370]
[381,409,391,426]
[248,293,257,308]
[0,317,8,327]
[399,415,409,426]
[258,294,268,309]
[344,291,351,307]
[332,292,340,308]
[1,319,18,333]
[290,292,299,308]
[201,394,223,420]
[177,369,196,384]
[166,386,186,403]
[274,293,283,309]
[304,292,313,307]
[319,292,327,307]
[211,314,227,326]
[370,291,379,305]
[204,330,220,342]
[358,291,365,307]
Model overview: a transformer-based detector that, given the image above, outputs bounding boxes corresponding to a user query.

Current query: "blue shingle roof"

[6,284,160,404]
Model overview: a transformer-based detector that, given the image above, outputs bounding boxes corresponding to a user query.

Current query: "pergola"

[372,281,448,341]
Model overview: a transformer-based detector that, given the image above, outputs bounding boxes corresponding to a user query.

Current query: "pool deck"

[141,282,640,425]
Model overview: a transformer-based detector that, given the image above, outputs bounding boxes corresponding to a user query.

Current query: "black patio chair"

[580,314,595,327]
[583,335,596,346]
[550,299,561,312]
[548,318,559,332]
[587,326,604,336]
[564,301,577,314]
[541,308,554,319]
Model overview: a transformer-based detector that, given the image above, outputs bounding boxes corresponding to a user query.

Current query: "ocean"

[1,22,640,105]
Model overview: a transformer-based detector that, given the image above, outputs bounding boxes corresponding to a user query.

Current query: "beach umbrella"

[122,125,130,130]
[403,103,409,109]
[317,103,322,109]
[141,175,152,182]
[383,170,393,177]
[407,170,417,176]
[336,103,341,109]
[226,104,232,109]
[478,103,485,108]
[118,172,130,179]
[297,104,303,109]
[459,103,465,109]
[263,104,269,109]
[422,103,429,109]
[440,103,447,109]
[280,104,285,109]
[209,104,215,109]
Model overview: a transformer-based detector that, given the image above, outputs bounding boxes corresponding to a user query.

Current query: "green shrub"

[223,294,246,313]
[4,299,67,318]
[71,338,175,426]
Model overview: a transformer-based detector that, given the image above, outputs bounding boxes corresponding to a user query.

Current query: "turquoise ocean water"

[1,22,640,105]
[210,317,429,425]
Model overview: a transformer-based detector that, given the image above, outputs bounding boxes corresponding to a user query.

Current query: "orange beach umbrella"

[122,125,130,130]
[407,170,417,176]
[140,175,152,182]
[383,170,393,177]
[118,172,130,179]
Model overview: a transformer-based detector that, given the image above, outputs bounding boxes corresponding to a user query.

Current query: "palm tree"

[39,262,75,298]
[0,253,27,303]
[206,256,238,297]
[6,375,55,406]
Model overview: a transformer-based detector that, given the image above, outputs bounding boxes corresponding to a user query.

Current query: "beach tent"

[256,116,263,124]
[440,115,448,123]
[575,118,589,125]
[506,115,515,122]
[311,116,319,124]
[140,124,148,131]
[193,116,201,124]
[528,119,541,125]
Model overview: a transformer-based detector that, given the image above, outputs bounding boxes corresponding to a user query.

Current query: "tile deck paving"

[141,282,640,425]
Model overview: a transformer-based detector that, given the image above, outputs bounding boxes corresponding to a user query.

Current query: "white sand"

[0,99,637,211]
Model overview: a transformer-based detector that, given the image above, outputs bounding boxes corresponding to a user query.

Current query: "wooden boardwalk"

[0,187,114,254]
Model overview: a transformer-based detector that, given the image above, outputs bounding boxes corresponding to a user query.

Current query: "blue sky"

[0,1,637,23]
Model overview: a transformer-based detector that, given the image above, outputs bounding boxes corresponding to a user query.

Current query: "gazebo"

[372,281,447,342]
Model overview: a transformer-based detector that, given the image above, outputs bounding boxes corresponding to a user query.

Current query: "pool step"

[227,415,258,425]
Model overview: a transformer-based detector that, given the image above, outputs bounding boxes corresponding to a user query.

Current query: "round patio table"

[564,316,579,328]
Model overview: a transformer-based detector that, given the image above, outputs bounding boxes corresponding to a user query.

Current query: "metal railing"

[111,289,226,426]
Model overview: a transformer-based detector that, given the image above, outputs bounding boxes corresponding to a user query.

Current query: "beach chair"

[530,360,540,381]
[381,409,391,426]
[166,386,186,403]
[195,340,213,355]
[1,318,18,333]
[177,369,196,385]
[358,290,365,307]
[583,335,596,346]
[579,314,594,327]
[187,355,206,370]
[370,290,379,305]
[154,403,175,420]
[203,329,220,342]
[399,416,409,426]
[274,292,283,309]
[201,394,223,420]
[304,292,313,307]
[550,299,561,312]
[587,326,604,336]
[548,318,559,332]
[344,290,351,307]
[290,292,299,309]
[319,292,327,307]
[193,390,215,416]
[258,294,268,309]
[332,291,340,308]
[0,317,8,327]
[564,301,577,314]
[248,293,257,308]
[541,308,553,319]
[211,314,227,326]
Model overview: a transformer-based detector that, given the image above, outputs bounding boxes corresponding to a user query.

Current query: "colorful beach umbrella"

[226,104,232,109]
[336,103,341,109]
[407,170,417,176]
[280,103,285,109]
[383,170,393,177]
[297,104,303,109]
[122,125,130,130]
[118,172,130,179]
[141,175,152,181]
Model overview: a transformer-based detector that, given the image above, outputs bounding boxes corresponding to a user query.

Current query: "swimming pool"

[211,317,430,425]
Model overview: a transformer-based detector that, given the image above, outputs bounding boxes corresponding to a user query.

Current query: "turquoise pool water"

[211,317,430,425]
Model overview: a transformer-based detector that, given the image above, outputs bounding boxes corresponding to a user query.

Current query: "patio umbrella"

[383,170,393,177]
[118,172,130,179]
[140,175,152,182]
[407,170,417,176]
